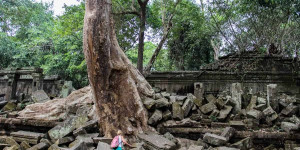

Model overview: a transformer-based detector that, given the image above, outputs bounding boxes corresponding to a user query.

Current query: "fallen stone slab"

[162,110,172,121]
[254,104,266,111]
[182,98,194,117]
[161,92,171,99]
[73,127,87,137]
[281,104,298,116]
[148,109,163,125]
[1,102,16,111]
[93,137,112,145]
[76,133,98,147]
[143,97,156,110]
[262,106,276,116]
[27,142,49,150]
[229,121,246,130]
[246,96,257,111]
[155,93,164,100]
[11,130,45,144]
[55,136,74,145]
[96,141,110,150]
[69,140,88,150]
[218,105,232,120]
[281,122,298,133]
[3,145,18,150]
[48,116,77,140]
[220,127,235,141]
[257,97,266,104]
[231,137,252,150]
[203,133,227,146]
[215,147,239,150]
[172,102,184,120]
[137,132,176,150]
[12,136,39,145]
[188,145,203,150]
[246,109,262,120]
[20,141,31,149]
[130,143,145,150]
[48,144,68,150]
[155,98,170,108]
[32,90,50,103]
[206,94,217,103]
[200,102,217,114]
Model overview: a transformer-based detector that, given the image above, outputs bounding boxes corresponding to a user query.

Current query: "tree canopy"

[0,0,299,88]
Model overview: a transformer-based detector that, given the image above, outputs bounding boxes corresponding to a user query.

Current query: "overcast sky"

[36,0,202,16]
[35,0,81,16]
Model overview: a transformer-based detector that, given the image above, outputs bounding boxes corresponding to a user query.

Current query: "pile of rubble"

[1,82,300,150]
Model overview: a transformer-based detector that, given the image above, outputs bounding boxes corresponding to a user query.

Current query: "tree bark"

[137,0,148,74]
[83,0,153,137]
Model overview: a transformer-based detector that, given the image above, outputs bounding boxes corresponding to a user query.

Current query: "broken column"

[194,82,204,107]
[5,74,19,101]
[267,84,279,112]
[31,73,44,92]
[231,83,242,113]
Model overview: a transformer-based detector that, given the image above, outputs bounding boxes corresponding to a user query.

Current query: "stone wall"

[146,52,300,97]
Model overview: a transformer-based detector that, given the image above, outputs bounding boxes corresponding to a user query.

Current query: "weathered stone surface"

[200,102,217,114]
[177,96,187,102]
[188,145,204,150]
[96,141,110,150]
[55,136,74,145]
[289,115,300,125]
[254,104,266,111]
[143,97,156,110]
[2,102,16,111]
[169,96,177,103]
[172,102,184,120]
[32,90,50,103]
[93,137,112,145]
[27,142,49,150]
[12,136,39,145]
[231,83,242,113]
[76,133,99,146]
[155,98,169,108]
[246,96,257,111]
[163,132,178,144]
[20,141,31,149]
[267,84,278,112]
[155,93,164,100]
[229,121,246,129]
[246,109,262,120]
[3,137,19,148]
[182,98,194,117]
[11,130,45,141]
[220,127,235,141]
[215,99,226,109]
[262,106,276,116]
[266,113,278,123]
[4,145,18,150]
[281,122,298,132]
[196,139,208,148]
[206,94,217,103]
[130,143,145,150]
[257,97,266,104]
[48,116,77,140]
[203,133,227,146]
[218,105,232,120]
[215,147,239,150]
[148,109,162,125]
[162,110,172,121]
[162,92,171,99]
[281,104,298,116]
[61,81,75,98]
[209,109,219,118]
[194,82,204,107]
[231,137,252,150]
[153,87,161,93]
[137,132,176,150]
[73,127,87,137]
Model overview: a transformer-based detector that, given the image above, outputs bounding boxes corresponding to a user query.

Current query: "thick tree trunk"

[83,0,153,137]
[137,5,147,74]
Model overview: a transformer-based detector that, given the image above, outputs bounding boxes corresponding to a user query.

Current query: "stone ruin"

[0,52,299,150]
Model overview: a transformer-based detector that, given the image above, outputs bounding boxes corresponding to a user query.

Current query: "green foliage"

[126,42,174,71]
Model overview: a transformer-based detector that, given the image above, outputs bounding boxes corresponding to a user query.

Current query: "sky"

[35,0,81,16]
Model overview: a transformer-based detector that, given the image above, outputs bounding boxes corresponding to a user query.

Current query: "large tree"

[83,0,153,137]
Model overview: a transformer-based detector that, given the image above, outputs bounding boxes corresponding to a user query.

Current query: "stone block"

[96,141,110,150]
[194,82,204,106]
[246,96,257,111]
[203,133,227,146]
[31,90,50,103]
[254,104,266,111]
[162,110,172,121]
[218,105,232,120]
[20,141,31,150]
[61,81,75,98]
[262,106,276,116]
[267,84,278,112]
[206,94,217,103]
[93,137,112,145]
[177,96,187,102]
[231,137,252,150]
[154,93,163,100]
[55,136,74,145]
[231,83,242,113]
[155,98,169,108]
[229,121,246,129]
[281,122,298,132]
[143,97,156,110]
[188,145,204,150]
[215,98,226,109]
[215,147,239,150]
[73,127,87,137]
[137,132,176,150]
[182,98,194,117]
[148,109,162,125]
[172,102,184,120]
[246,109,262,120]
[257,97,266,104]
[281,104,298,116]
[220,127,235,141]
[163,132,178,144]
[2,102,16,111]
[48,116,77,140]
[27,142,49,150]
[200,102,217,114]
[161,92,171,99]
[209,109,219,118]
